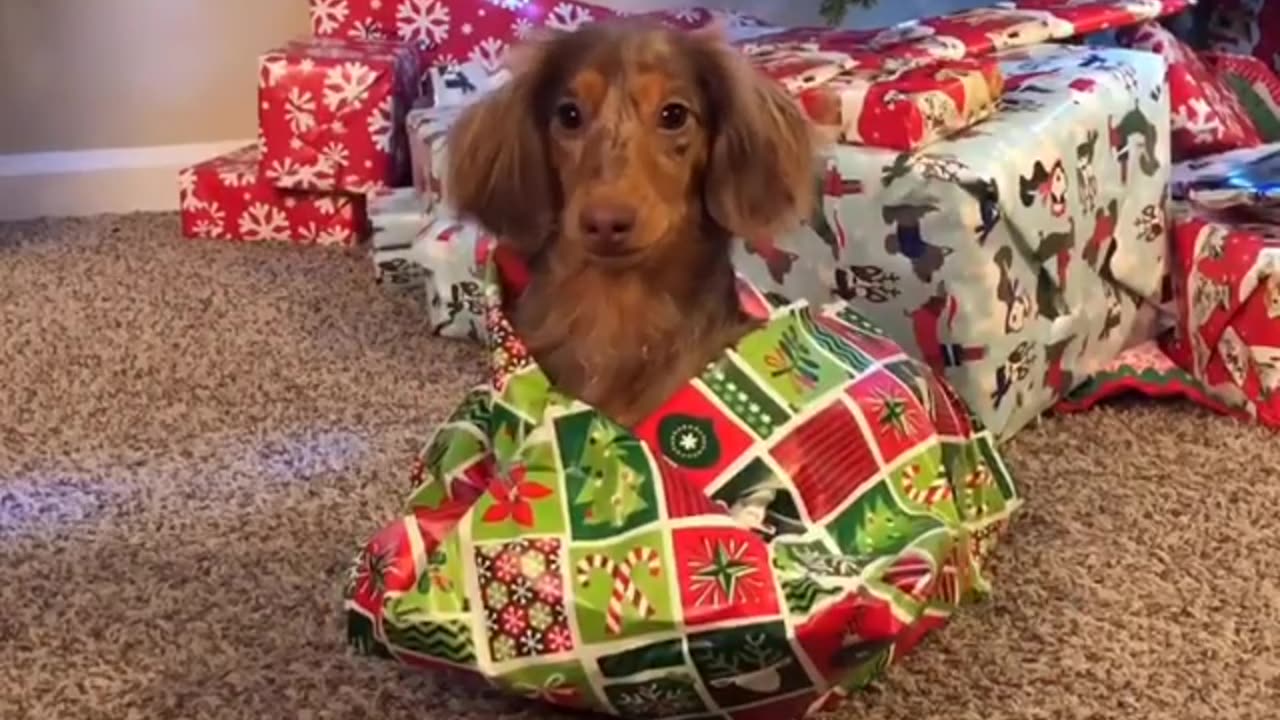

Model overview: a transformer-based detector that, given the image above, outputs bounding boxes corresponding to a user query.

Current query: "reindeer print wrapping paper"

[368,188,492,342]
[345,246,1019,720]
[733,44,1171,441]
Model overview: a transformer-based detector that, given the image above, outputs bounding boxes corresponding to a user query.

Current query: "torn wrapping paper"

[733,44,1171,441]
[344,246,1019,720]
[1164,202,1280,429]
[178,144,365,245]
[1116,21,1262,159]
[257,36,422,194]
[369,188,491,341]
[1206,0,1280,75]
[1170,142,1280,223]
[1203,51,1280,143]
[309,0,776,74]
[739,30,1005,150]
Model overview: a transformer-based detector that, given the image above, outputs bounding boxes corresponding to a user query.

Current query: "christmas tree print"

[573,420,649,529]
[829,486,944,559]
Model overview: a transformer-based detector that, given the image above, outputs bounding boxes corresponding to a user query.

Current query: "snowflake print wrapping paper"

[732,44,1171,441]
[178,144,364,245]
[344,245,1019,720]
[308,0,776,75]
[1116,21,1262,160]
[258,36,422,194]
[369,188,493,342]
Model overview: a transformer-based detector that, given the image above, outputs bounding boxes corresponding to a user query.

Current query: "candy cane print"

[613,547,662,631]
[961,465,993,516]
[576,553,630,635]
[901,463,952,506]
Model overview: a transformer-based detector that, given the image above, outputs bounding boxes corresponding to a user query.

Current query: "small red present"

[748,41,1004,150]
[1165,203,1280,428]
[1118,21,1262,160]
[258,36,422,194]
[800,57,1004,150]
[178,145,365,245]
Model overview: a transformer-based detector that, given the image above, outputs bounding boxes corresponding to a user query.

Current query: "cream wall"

[0,0,309,154]
[0,0,982,156]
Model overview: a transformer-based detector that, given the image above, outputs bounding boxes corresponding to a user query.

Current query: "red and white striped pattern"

[574,547,662,635]
[901,463,953,506]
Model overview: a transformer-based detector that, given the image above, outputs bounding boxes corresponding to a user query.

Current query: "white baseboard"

[0,140,254,222]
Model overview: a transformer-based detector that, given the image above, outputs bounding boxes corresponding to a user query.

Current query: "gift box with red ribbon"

[257,36,422,195]
[178,145,365,245]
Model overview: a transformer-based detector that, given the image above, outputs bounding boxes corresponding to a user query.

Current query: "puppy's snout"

[579,202,637,252]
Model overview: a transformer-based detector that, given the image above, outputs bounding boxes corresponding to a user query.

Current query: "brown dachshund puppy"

[447,19,817,426]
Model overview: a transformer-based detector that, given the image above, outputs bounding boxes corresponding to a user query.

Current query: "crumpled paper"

[1171,142,1280,223]
[344,246,1020,720]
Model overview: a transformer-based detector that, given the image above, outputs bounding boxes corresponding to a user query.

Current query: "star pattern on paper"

[688,538,759,607]
[873,388,918,438]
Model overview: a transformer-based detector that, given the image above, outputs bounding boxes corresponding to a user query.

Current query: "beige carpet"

[2,213,1278,720]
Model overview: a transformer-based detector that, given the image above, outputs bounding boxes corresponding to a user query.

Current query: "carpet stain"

[1,214,1278,720]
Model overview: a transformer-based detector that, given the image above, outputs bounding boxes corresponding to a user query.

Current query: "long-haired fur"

[447,20,818,426]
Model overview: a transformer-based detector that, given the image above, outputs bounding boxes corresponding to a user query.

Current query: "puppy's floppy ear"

[445,35,559,256]
[692,36,818,240]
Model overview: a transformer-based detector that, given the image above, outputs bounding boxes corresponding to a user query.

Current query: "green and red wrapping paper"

[345,248,1020,720]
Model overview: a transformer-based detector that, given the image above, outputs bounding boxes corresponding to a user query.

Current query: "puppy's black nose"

[579,202,636,250]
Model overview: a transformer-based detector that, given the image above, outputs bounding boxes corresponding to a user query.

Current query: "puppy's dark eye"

[555,101,583,131]
[658,102,689,131]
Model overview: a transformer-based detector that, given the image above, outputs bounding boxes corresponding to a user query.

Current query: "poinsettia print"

[258,37,422,194]
[178,145,365,245]
[1117,21,1262,159]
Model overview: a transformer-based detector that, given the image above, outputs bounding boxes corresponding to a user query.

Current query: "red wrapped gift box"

[307,1,757,73]
[1117,21,1262,159]
[789,55,1004,150]
[1165,204,1280,428]
[258,36,422,194]
[178,145,365,246]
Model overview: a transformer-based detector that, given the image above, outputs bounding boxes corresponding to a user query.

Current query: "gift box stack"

[178,33,426,247]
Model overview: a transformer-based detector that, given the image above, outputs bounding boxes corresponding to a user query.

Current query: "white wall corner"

[0,140,254,222]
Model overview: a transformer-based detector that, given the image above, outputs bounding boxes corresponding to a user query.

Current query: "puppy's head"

[446,20,817,270]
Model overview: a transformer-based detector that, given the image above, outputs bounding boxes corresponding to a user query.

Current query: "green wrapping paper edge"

[344,249,1021,720]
